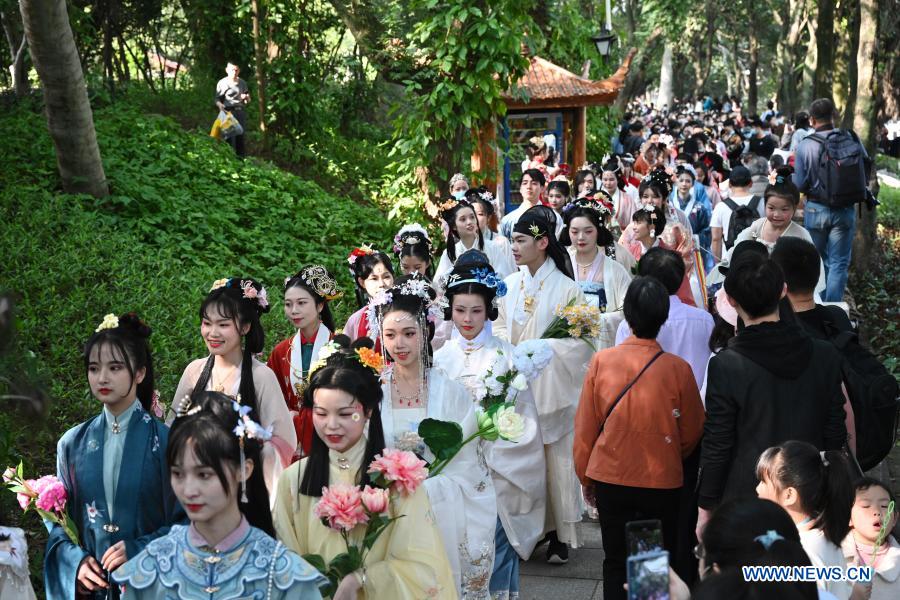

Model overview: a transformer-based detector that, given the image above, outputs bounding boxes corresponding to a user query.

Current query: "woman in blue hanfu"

[113,392,326,599]
[45,313,184,599]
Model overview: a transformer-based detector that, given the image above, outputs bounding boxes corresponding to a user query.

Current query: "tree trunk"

[851,0,879,272]
[747,22,759,114]
[813,0,835,99]
[1,7,29,97]
[250,0,267,144]
[775,0,805,115]
[656,42,674,109]
[20,0,108,198]
[801,2,818,108]
[840,0,861,128]
[614,28,662,111]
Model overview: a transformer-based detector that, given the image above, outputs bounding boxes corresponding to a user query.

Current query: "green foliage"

[389,0,532,191]
[0,102,393,587]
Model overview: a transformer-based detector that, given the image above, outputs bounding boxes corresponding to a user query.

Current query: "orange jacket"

[574,337,705,490]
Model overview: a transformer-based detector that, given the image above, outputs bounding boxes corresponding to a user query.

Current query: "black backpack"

[824,320,900,471]
[723,196,762,250]
[806,130,868,208]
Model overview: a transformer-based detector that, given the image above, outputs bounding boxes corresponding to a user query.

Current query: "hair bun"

[118,312,152,339]
[350,336,374,351]
[775,165,794,179]
[331,334,352,350]
[454,249,492,272]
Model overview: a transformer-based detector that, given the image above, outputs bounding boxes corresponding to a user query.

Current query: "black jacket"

[697,321,847,509]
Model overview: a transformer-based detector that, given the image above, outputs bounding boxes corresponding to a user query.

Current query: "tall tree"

[20,0,108,198]
[0,2,28,97]
[250,0,268,144]
[747,14,759,113]
[813,0,834,99]
[657,43,674,107]
[851,0,879,271]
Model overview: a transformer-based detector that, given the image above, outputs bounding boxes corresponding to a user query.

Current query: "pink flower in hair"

[241,280,258,300]
[34,478,67,514]
[257,287,269,309]
[367,448,428,496]
[314,483,369,532]
[360,485,390,515]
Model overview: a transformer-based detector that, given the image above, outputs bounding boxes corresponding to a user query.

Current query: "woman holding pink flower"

[273,336,455,599]
[44,313,184,600]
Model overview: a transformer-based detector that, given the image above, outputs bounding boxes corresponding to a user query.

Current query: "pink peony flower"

[35,479,67,514]
[16,491,31,511]
[314,483,368,532]
[360,485,390,515]
[367,448,428,497]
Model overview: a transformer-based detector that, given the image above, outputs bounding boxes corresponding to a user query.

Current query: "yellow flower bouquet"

[540,298,601,351]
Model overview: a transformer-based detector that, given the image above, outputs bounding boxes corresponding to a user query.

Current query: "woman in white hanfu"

[560,196,633,350]
[435,197,517,283]
[372,274,497,599]
[493,206,594,564]
[434,250,547,599]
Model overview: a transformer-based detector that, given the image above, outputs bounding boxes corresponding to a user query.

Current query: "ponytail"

[756,442,853,546]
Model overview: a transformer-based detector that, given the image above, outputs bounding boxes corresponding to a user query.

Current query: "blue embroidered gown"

[44,402,184,600]
[112,523,327,599]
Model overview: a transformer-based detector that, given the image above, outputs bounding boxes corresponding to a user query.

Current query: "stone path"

[520,518,606,599]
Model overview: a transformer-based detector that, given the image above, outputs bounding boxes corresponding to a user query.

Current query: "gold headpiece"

[296,265,342,301]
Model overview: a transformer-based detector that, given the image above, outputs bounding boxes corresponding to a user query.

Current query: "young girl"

[392,224,434,278]
[342,247,394,343]
[669,165,713,273]
[267,265,341,459]
[373,274,497,598]
[559,198,633,349]
[45,313,183,600]
[843,477,900,600]
[598,158,639,235]
[432,251,547,599]
[756,440,854,600]
[466,187,501,241]
[546,179,571,217]
[172,278,296,496]
[434,198,516,281]
[273,336,455,599]
[113,392,327,598]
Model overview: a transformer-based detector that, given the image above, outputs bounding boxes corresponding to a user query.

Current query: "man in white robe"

[493,207,594,564]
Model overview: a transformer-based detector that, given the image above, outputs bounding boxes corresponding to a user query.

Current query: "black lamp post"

[592,28,616,62]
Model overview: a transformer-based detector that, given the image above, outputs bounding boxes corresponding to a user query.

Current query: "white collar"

[451,322,493,351]
[103,399,139,434]
[522,257,555,286]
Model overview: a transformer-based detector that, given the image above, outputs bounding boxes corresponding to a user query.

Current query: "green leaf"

[418,418,463,460]
[302,553,328,574]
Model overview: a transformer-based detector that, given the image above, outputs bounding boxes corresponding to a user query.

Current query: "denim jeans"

[804,201,856,302]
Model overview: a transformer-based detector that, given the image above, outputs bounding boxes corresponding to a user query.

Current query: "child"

[393,224,434,278]
[342,247,394,343]
[173,277,297,496]
[756,440,854,600]
[273,336,455,598]
[267,265,340,460]
[45,313,183,600]
[843,477,900,600]
[113,392,327,598]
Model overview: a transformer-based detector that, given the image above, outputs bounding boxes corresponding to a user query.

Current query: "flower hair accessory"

[239,280,269,310]
[767,170,787,186]
[478,190,495,203]
[528,224,544,239]
[393,224,432,254]
[232,399,272,503]
[447,267,508,298]
[347,245,375,267]
[95,314,119,332]
[355,347,384,375]
[754,529,784,550]
[289,265,342,301]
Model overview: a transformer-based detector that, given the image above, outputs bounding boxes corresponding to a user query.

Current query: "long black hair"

[283,266,338,331]
[513,205,574,279]
[193,278,270,424]
[299,335,386,497]
[559,203,615,250]
[393,225,434,279]
[379,273,438,366]
[167,391,274,535]
[349,250,394,308]
[83,312,155,412]
[756,441,854,546]
[441,199,484,263]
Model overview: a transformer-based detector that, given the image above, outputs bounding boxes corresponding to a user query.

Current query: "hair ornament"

[210,278,229,292]
[347,244,375,266]
[95,313,119,332]
[174,395,201,418]
[231,398,271,503]
[449,173,469,188]
[578,161,594,173]
[528,224,545,239]
[528,136,547,151]
[478,190,495,203]
[355,347,385,375]
[436,197,460,215]
[753,529,784,550]
[447,267,508,298]
[820,451,830,467]
[290,265,342,301]
[393,223,432,254]
[767,170,787,186]
[239,280,269,310]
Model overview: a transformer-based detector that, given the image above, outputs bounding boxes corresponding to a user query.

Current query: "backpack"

[722,196,762,250]
[806,130,868,208]
[823,320,900,471]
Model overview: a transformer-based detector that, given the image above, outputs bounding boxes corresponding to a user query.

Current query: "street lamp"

[592,0,616,62]
[592,29,616,60]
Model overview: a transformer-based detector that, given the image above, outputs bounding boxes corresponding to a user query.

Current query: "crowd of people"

[8,93,897,600]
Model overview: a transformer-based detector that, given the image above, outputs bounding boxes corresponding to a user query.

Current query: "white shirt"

[800,527,852,600]
[710,194,763,241]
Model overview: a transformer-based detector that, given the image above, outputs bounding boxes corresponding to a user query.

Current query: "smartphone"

[627,550,670,600]
[626,519,664,556]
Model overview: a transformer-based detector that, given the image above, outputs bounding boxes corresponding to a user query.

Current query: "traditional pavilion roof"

[503,49,636,110]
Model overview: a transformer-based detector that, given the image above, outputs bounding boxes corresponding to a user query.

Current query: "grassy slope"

[0,102,393,584]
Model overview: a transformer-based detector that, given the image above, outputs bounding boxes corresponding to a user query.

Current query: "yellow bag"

[210,117,223,140]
